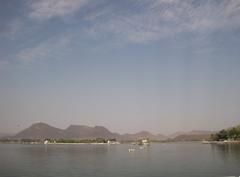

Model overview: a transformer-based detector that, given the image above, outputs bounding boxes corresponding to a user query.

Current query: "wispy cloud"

[17,35,71,63]
[86,0,240,43]
[24,0,240,43]
[28,0,90,20]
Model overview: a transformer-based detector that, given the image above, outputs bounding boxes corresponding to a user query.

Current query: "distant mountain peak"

[13,122,62,139]
[30,122,52,128]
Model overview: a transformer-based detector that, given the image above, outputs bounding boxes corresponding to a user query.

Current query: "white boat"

[138,139,150,146]
[44,140,48,145]
[202,140,210,144]
[128,148,135,152]
[107,140,120,145]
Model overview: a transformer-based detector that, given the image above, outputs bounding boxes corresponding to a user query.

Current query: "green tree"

[216,129,228,140]
[228,128,237,140]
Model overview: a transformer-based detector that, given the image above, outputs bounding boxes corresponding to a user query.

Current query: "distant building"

[107,139,120,144]
[138,139,150,145]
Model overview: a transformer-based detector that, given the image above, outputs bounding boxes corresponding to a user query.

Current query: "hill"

[12,123,120,140]
[9,122,215,141]
[167,130,215,141]
[121,131,167,141]
[171,134,212,141]
[13,122,63,139]
[61,125,120,139]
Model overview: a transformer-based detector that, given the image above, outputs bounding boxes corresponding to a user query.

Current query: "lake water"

[0,143,240,177]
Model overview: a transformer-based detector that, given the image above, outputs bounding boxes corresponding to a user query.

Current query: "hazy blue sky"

[0,0,240,134]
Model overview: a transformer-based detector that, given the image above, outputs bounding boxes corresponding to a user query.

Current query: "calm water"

[0,143,240,177]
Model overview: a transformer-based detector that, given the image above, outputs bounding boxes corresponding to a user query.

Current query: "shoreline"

[1,140,240,145]
[202,140,240,144]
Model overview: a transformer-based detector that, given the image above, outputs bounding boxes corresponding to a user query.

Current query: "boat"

[107,140,120,145]
[202,140,211,144]
[138,139,150,146]
[44,140,48,145]
[128,148,135,152]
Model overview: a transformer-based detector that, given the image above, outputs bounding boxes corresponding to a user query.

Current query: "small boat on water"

[107,140,120,145]
[44,140,48,145]
[202,140,211,144]
[128,148,135,152]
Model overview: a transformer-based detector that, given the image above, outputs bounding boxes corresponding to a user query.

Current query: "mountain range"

[5,122,214,141]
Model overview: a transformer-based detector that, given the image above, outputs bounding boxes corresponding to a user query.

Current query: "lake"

[0,143,240,177]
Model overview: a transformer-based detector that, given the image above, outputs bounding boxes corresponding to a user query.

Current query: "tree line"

[211,124,240,141]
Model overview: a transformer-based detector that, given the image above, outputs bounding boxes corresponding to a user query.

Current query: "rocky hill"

[12,123,119,140]
[10,122,214,141]
[13,122,62,139]
[61,125,120,139]
[121,131,167,141]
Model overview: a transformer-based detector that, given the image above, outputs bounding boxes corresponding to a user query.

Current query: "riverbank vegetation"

[211,124,240,141]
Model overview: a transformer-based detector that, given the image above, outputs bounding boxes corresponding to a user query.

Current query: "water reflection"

[17,144,109,159]
[1,143,240,177]
[211,144,240,162]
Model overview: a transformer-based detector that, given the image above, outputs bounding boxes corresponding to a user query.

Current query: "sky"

[0,0,240,135]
